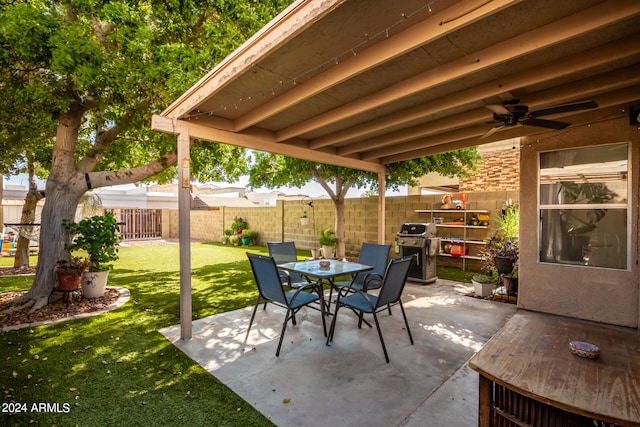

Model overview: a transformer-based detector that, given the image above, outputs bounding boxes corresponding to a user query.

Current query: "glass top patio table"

[278,259,374,312]
[277,259,373,281]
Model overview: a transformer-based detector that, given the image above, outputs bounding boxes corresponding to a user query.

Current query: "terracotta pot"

[55,268,83,291]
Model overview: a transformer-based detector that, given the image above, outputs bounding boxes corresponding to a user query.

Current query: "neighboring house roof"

[193,194,257,209]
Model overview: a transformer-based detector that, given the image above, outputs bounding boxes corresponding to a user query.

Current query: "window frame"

[537,142,631,271]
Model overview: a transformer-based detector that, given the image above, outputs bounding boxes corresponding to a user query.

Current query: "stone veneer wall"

[163,191,519,272]
[459,142,520,192]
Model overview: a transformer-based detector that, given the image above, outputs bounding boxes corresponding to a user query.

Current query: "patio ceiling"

[153,0,640,174]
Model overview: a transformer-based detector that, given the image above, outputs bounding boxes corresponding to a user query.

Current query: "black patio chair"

[326,255,416,363]
[245,253,326,356]
[267,241,314,289]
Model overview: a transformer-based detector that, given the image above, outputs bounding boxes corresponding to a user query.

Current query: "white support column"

[177,131,192,340]
[378,171,386,244]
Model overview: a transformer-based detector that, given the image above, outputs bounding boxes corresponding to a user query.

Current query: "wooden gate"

[107,209,162,240]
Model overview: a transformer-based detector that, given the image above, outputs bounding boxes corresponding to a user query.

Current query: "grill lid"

[397,223,436,236]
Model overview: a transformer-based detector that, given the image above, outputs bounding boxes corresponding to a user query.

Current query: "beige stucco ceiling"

[153,0,640,174]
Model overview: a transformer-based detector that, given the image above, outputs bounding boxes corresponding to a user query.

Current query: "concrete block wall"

[167,191,519,271]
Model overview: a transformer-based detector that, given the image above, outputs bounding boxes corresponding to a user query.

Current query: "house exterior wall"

[518,116,639,328]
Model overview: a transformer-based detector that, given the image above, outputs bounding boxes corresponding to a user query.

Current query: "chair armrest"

[278,270,292,287]
[362,273,383,292]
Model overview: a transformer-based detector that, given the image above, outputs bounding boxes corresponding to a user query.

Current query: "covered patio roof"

[152,0,640,339]
[153,0,640,173]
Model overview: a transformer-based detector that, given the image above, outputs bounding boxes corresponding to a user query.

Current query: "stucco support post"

[177,130,192,340]
[378,171,386,244]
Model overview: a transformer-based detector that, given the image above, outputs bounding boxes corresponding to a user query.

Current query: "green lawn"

[0,243,275,427]
[0,243,473,426]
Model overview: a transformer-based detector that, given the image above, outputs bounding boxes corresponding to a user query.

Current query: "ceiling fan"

[481,99,598,138]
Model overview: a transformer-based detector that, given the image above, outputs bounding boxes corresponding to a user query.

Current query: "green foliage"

[318,228,338,246]
[497,203,519,241]
[472,273,497,284]
[0,0,291,182]
[230,217,247,234]
[62,212,123,272]
[241,229,258,239]
[248,149,480,195]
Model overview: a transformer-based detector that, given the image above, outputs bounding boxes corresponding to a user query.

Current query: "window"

[539,143,629,269]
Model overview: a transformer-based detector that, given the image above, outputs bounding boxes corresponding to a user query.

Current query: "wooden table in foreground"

[468,310,640,427]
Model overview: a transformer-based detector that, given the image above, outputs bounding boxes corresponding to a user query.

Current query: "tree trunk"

[334,196,346,259]
[25,106,88,309]
[18,103,178,311]
[14,161,43,268]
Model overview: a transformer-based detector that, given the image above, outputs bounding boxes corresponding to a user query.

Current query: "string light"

[186,1,439,119]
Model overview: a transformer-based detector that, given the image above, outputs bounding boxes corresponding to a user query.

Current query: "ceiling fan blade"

[485,104,510,115]
[531,101,598,117]
[480,124,504,139]
[522,118,570,130]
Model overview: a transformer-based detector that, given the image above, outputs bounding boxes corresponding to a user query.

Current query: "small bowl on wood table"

[569,341,600,359]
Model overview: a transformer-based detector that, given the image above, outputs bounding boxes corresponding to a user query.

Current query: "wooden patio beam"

[152,115,387,174]
[233,0,518,132]
[282,0,640,146]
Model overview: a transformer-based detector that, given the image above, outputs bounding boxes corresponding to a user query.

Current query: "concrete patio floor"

[159,279,518,427]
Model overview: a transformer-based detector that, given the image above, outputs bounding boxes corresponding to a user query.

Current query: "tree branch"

[312,168,337,200]
[76,99,150,173]
[85,151,178,189]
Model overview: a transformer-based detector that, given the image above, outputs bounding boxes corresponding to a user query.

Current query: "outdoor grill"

[395,223,439,283]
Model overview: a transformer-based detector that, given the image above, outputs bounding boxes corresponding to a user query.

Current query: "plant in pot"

[54,256,89,291]
[300,211,309,225]
[471,272,498,298]
[220,229,232,245]
[318,228,337,258]
[228,234,241,246]
[241,229,258,246]
[231,217,247,235]
[63,212,122,298]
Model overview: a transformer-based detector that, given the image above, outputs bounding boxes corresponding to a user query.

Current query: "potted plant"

[220,230,232,245]
[318,228,337,258]
[231,217,247,235]
[300,211,309,225]
[480,234,519,276]
[63,212,122,298]
[54,257,88,291]
[241,229,258,246]
[229,235,241,246]
[480,202,520,275]
[471,273,497,298]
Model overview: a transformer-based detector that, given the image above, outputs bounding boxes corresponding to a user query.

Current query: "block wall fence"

[161,190,519,266]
